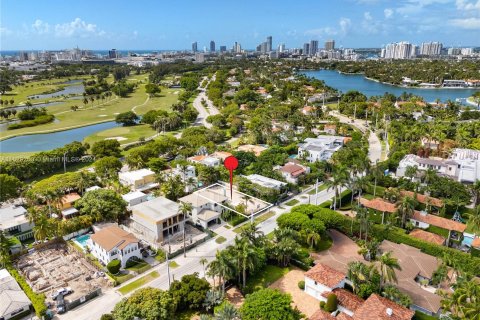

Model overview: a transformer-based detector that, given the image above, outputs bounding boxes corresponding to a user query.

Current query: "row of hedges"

[6,266,47,317]
[8,114,55,129]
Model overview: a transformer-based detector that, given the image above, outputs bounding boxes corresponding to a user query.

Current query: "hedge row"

[6,266,47,317]
[8,114,54,130]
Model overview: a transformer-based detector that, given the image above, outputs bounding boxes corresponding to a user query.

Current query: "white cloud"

[54,18,103,38]
[0,27,13,36]
[305,18,351,38]
[339,18,352,35]
[455,0,480,11]
[384,8,394,19]
[449,17,480,28]
[364,12,373,20]
[396,0,451,15]
[32,19,50,34]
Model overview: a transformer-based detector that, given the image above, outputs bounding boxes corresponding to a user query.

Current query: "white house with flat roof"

[179,189,228,228]
[130,196,184,246]
[0,205,33,241]
[396,148,480,183]
[122,191,148,208]
[244,174,287,190]
[298,135,345,163]
[0,269,32,320]
[119,168,158,191]
[88,225,141,268]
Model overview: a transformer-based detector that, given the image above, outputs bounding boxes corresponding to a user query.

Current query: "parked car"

[56,294,66,314]
[51,287,73,300]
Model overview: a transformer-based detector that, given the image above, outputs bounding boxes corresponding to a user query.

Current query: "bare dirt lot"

[16,242,110,304]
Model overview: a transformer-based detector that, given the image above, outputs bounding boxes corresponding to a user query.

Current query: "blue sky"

[1,0,479,50]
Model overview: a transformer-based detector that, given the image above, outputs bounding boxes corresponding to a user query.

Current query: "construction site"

[16,241,110,305]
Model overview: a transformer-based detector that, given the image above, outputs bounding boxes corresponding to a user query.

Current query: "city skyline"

[1,0,480,50]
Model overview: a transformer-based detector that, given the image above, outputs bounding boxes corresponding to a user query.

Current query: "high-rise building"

[278,43,286,53]
[108,49,118,59]
[448,48,461,55]
[210,41,215,52]
[266,36,272,52]
[233,42,242,53]
[420,42,442,56]
[303,43,310,55]
[192,42,198,53]
[310,40,319,56]
[325,40,335,51]
[461,48,473,55]
[260,42,267,53]
[381,41,413,59]
[220,45,227,52]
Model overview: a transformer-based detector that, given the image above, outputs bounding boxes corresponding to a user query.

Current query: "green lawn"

[285,199,300,206]
[426,225,450,238]
[308,184,328,194]
[169,261,179,268]
[0,75,181,141]
[245,265,291,292]
[0,151,37,160]
[233,211,276,234]
[126,261,152,274]
[215,236,227,244]
[83,124,156,146]
[118,271,160,295]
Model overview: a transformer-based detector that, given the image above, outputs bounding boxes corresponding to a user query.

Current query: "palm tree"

[178,202,193,257]
[306,230,321,248]
[347,261,369,294]
[396,196,416,228]
[326,166,348,210]
[200,257,208,278]
[33,210,50,241]
[239,222,264,246]
[469,181,480,207]
[214,302,240,320]
[355,206,369,239]
[467,205,480,235]
[376,251,401,289]
[441,281,480,320]
[0,230,13,267]
[238,238,258,289]
[209,250,235,294]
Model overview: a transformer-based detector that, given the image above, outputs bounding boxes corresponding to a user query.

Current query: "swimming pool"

[462,233,474,247]
[74,234,91,251]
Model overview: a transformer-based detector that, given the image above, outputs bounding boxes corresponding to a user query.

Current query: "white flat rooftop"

[122,191,147,202]
[131,196,179,222]
[0,206,28,230]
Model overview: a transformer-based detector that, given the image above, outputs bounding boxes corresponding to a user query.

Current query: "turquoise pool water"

[74,234,91,250]
[462,235,474,247]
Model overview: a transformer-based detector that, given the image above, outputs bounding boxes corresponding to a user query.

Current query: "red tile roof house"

[306,264,415,320]
[277,162,310,184]
[410,210,466,246]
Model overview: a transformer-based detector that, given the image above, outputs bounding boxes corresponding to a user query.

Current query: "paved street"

[330,111,383,163]
[191,76,219,128]
[58,186,337,320]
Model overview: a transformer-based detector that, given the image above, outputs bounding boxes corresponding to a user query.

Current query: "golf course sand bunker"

[105,136,127,141]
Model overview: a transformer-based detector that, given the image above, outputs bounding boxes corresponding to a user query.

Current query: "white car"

[51,287,73,300]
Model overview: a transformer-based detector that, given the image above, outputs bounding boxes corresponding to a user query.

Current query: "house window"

[314,281,317,285]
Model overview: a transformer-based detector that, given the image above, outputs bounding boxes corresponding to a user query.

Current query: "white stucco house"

[122,191,148,208]
[0,269,32,320]
[0,205,34,241]
[179,188,228,228]
[88,225,141,268]
[298,135,345,163]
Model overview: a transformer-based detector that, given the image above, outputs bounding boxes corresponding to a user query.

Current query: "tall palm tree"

[200,257,208,278]
[347,261,369,294]
[396,196,416,228]
[238,238,258,289]
[33,210,50,241]
[376,251,401,289]
[355,206,369,239]
[178,202,193,257]
[209,250,235,294]
[326,166,348,210]
[441,281,480,320]
[240,222,264,246]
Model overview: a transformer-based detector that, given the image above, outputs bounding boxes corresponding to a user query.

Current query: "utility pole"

[373,159,378,197]
[166,235,171,287]
[183,220,186,258]
[353,104,357,121]
[315,178,319,205]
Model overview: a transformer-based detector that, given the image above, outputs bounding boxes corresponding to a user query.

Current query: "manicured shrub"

[320,301,326,309]
[325,293,338,312]
[107,260,121,274]
[297,280,305,290]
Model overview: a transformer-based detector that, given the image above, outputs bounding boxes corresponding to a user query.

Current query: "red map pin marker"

[224,156,239,199]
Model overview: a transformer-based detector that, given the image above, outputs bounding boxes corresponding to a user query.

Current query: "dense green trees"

[0,174,23,202]
[115,111,139,126]
[75,189,127,222]
[145,83,160,96]
[112,287,175,320]
[91,140,122,158]
[94,156,122,180]
[170,273,211,311]
[112,80,135,97]
[239,288,302,320]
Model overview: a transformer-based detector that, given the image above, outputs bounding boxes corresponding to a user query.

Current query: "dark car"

[56,294,66,314]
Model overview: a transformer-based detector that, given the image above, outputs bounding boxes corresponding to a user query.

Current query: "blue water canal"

[301,69,478,103]
[0,121,119,153]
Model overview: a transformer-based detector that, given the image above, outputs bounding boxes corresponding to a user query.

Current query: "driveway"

[269,268,320,318]
[310,230,363,273]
